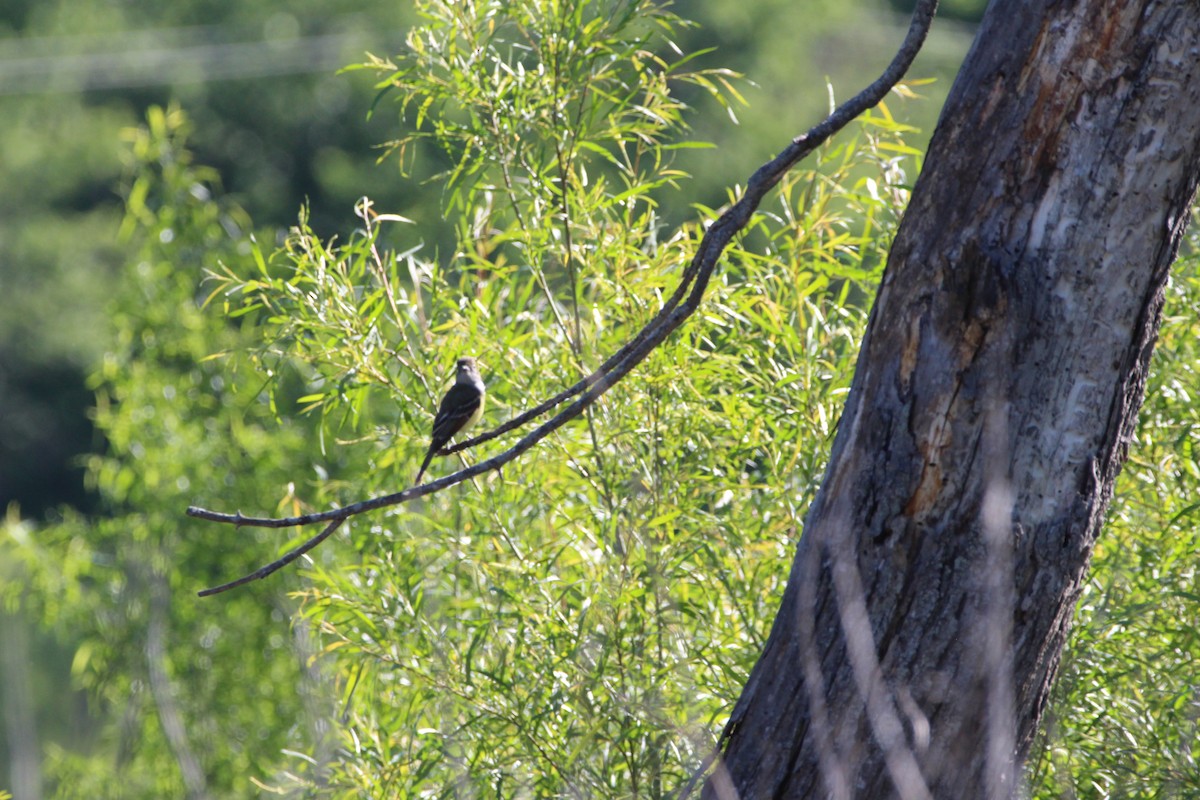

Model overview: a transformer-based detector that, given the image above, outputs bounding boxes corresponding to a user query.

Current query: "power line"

[0,24,403,94]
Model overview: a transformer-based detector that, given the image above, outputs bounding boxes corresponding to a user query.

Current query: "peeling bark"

[705,1,1200,797]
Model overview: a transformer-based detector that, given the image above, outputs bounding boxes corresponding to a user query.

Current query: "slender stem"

[197,516,346,596]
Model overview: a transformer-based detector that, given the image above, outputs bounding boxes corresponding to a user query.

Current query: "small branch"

[191,0,937,595]
[197,516,347,596]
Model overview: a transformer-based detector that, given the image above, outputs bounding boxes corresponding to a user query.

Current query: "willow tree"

[705,1,1200,797]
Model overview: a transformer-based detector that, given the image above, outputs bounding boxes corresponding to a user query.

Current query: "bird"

[415,357,486,484]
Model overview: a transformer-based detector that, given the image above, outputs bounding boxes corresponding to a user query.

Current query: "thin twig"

[192,0,938,597]
[196,516,347,596]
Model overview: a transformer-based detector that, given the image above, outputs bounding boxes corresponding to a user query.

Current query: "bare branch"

[191,0,938,596]
[197,516,347,596]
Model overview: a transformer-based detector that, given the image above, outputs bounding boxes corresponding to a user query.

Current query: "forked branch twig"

[190,0,938,597]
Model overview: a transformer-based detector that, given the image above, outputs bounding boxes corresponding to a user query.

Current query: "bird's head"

[453,357,484,391]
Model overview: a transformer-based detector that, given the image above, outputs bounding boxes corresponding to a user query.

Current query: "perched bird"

[415,357,486,484]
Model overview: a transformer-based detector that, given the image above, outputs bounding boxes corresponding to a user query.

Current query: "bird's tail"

[415,448,436,485]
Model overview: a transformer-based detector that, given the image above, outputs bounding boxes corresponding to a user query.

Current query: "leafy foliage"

[1,106,336,797]
[7,0,1196,797]
[201,1,917,795]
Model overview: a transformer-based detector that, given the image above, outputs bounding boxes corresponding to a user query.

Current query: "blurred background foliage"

[2,0,1197,797]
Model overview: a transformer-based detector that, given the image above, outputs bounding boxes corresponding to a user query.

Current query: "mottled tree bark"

[706,1,1200,797]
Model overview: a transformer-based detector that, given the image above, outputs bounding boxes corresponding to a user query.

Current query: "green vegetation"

[196,1,911,792]
[3,105,332,797]
[2,0,1196,797]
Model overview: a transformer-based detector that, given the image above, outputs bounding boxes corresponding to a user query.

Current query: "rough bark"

[705,1,1200,797]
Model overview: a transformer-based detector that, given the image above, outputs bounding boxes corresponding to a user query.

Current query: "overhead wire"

[0,21,403,94]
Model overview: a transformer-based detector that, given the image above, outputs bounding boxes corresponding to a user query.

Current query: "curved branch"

[446,0,937,454]
[196,515,347,596]
[191,0,938,597]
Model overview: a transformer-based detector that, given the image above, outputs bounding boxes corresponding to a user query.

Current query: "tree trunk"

[705,1,1200,797]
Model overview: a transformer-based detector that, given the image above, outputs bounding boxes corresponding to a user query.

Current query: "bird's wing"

[430,383,483,445]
